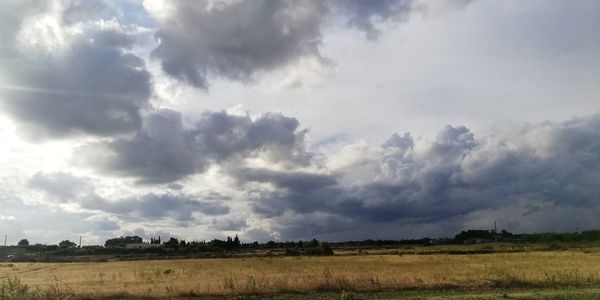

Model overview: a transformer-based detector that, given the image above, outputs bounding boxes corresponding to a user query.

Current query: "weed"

[165,285,176,296]
[0,276,30,299]
[47,276,75,299]
[245,275,257,291]
[224,275,236,290]
[340,290,354,300]
[163,268,174,275]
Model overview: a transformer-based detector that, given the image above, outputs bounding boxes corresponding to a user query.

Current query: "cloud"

[148,0,328,88]
[29,171,92,200]
[0,1,152,138]
[29,172,230,222]
[0,1,44,53]
[210,218,248,231]
[80,109,311,183]
[0,195,120,245]
[332,0,413,40]
[61,0,116,24]
[86,193,230,221]
[232,114,600,240]
[331,0,476,40]
[145,0,478,88]
[24,112,600,240]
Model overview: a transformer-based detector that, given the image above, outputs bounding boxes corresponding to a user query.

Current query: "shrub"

[321,243,334,256]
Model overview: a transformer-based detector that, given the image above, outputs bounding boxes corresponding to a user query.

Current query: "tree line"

[7,229,600,255]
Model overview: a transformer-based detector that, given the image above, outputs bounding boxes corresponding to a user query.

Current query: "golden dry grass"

[2,250,600,298]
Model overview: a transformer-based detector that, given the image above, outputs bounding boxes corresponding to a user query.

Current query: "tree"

[18,239,29,246]
[310,238,319,248]
[164,237,179,249]
[320,242,334,256]
[59,240,77,248]
[104,236,143,247]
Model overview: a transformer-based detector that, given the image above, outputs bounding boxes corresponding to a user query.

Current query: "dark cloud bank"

[262,115,600,239]
[61,112,600,240]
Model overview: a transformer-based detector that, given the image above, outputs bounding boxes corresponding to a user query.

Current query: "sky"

[0,0,599,245]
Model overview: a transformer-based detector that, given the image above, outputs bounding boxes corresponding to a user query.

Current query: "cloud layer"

[1,0,599,244]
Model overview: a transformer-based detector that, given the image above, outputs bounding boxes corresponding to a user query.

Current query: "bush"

[59,240,77,248]
[285,248,301,256]
[321,243,334,256]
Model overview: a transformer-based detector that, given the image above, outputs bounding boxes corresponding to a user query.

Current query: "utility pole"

[494,221,497,233]
[4,234,6,246]
[79,236,82,248]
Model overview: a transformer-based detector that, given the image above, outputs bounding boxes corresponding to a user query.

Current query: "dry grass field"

[2,250,600,299]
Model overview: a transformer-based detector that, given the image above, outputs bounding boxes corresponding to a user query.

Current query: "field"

[2,246,600,299]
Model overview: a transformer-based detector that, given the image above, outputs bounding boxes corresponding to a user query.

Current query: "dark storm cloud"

[236,125,480,222]
[80,109,311,183]
[151,0,328,88]
[233,168,339,217]
[0,2,152,138]
[234,115,600,239]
